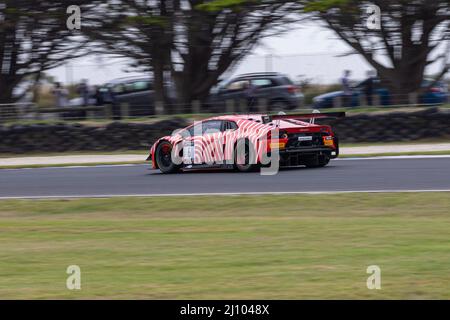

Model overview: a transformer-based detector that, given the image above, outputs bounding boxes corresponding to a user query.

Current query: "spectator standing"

[341,70,352,107]
[361,70,376,106]
[52,82,69,108]
[244,80,257,112]
[77,79,90,106]
[93,86,104,106]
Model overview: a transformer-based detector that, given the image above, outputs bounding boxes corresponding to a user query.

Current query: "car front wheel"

[155,141,181,174]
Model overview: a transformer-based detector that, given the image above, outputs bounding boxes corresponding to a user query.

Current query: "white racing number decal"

[182,142,195,164]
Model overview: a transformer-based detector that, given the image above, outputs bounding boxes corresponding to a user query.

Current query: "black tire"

[304,154,330,168]
[234,140,259,172]
[333,134,340,158]
[155,141,181,174]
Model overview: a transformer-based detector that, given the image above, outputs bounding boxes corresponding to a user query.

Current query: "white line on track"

[338,155,450,160]
[1,189,449,200]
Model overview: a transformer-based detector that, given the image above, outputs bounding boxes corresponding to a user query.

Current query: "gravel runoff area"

[1,143,450,167]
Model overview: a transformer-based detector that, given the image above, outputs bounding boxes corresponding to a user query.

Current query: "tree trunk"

[152,57,167,109]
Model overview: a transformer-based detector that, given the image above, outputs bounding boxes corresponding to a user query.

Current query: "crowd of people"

[340,70,377,107]
[51,70,379,110]
[51,80,104,108]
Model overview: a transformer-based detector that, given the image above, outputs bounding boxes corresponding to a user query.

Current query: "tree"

[0,1,91,105]
[85,0,300,108]
[83,1,175,106]
[302,0,450,103]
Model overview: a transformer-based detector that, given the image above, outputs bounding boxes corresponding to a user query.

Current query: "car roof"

[106,77,152,85]
[219,73,290,87]
[207,114,267,121]
[234,73,287,80]
[236,72,283,77]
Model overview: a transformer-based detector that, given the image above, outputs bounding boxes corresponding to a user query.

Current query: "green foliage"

[124,15,168,27]
[303,0,352,12]
[196,0,257,12]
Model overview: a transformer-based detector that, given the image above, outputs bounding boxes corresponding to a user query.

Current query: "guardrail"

[1,107,449,154]
[0,97,448,124]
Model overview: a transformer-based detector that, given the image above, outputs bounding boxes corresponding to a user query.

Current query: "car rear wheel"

[155,141,181,174]
[234,140,259,172]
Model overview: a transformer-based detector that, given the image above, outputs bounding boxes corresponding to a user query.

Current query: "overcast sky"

[47,21,447,86]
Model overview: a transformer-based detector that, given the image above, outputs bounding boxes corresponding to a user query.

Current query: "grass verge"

[0,161,147,170]
[0,192,449,299]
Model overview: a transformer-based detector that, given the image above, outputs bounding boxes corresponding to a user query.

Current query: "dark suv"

[102,77,177,116]
[208,72,304,111]
[70,77,176,117]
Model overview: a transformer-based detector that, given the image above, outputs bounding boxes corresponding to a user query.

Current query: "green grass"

[0,150,149,159]
[0,161,147,170]
[0,193,449,299]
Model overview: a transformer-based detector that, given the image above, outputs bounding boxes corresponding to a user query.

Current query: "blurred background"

[1,0,449,151]
[1,1,450,301]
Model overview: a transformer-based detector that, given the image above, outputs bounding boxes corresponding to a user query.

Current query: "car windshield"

[180,121,222,137]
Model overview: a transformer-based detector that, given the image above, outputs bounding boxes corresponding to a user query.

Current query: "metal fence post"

[120,103,130,119]
[155,101,165,116]
[258,98,268,113]
[333,96,342,108]
[226,100,234,114]
[104,104,113,119]
[359,94,367,107]
[239,99,247,113]
[298,96,305,109]
[192,100,201,114]
[87,109,96,120]
[373,94,381,107]
[408,92,418,106]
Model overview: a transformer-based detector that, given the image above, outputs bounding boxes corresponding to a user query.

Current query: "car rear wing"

[270,112,346,121]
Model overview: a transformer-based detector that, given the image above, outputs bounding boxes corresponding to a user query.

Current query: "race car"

[148,112,344,173]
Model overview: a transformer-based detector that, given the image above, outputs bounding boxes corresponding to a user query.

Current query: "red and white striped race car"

[148,112,344,173]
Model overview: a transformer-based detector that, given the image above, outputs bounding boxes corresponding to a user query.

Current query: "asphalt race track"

[1,157,450,199]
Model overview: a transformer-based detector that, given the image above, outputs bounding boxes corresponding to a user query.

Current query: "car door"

[218,79,250,107]
[182,120,225,165]
[122,80,154,116]
[200,120,226,164]
[222,120,239,162]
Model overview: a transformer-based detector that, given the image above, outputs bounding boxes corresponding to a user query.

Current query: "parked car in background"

[312,78,448,108]
[70,76,177,117]
[208,72,304,112]
[103,77,177,117]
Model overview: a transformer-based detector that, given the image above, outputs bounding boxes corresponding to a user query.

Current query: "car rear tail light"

[323,136,334,147]
[430,87,442,93]
[287,85,300,94]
